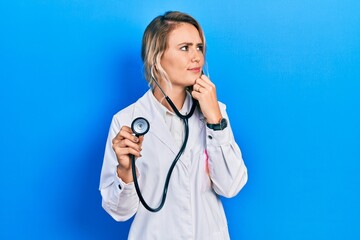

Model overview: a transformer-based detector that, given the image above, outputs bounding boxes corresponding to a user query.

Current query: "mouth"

[188,67,201,73]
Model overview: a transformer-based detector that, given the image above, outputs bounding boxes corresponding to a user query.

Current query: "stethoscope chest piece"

[131,117,150,136]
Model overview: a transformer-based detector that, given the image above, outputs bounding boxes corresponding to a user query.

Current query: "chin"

[189,76,198,84]
[186,81,196,89]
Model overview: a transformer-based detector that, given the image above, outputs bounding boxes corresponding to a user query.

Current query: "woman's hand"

[191,75,222,124]
[112,126,144,183]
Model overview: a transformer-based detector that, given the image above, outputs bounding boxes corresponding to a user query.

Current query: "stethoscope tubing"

[131,117,190,212]
[130,65,198,212]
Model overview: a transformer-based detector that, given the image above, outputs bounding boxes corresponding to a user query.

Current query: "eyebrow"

[177,42,203,46]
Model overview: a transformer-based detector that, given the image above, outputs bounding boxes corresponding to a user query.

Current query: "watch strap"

[206,118,228,131]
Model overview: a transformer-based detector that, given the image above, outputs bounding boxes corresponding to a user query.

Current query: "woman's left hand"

[191,75,222,124]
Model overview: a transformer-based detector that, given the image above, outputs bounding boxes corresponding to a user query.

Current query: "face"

[160,23,204,90]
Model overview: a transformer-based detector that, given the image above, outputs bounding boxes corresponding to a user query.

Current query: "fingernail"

[134,137,139,142]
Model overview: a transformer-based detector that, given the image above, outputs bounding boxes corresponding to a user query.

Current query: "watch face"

[220,118,227,129]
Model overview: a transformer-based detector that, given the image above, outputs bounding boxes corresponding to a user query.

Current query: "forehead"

[166,23,202,45]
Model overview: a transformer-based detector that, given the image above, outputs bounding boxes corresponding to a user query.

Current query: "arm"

[206,106,248,198]
[192,75,248,197]
[99,116,140,221]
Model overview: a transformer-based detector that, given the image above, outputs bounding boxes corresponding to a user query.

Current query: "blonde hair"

[141,11,206,90]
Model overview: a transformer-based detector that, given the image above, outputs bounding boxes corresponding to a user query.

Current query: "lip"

[188,67,201,73]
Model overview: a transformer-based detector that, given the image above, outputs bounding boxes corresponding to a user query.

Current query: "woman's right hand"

[112,126,144,183]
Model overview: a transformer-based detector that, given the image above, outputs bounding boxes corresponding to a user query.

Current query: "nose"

[191,48,201,63]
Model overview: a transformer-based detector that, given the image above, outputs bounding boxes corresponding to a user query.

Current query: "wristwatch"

[206,118,228,131]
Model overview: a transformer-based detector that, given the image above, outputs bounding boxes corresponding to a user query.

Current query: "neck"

[153,86,186,113]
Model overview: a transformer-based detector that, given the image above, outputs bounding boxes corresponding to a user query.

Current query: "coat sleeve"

[206,103,248,198]
[99,115,139,221]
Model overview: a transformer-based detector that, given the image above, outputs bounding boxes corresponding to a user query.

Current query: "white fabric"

[99,90,248,240]
[151,92,192,147]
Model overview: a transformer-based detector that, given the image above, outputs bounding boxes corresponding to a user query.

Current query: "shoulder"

[111,90,152,127]
[112,103,135,123]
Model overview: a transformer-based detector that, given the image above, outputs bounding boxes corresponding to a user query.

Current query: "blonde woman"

[99,11,247,240]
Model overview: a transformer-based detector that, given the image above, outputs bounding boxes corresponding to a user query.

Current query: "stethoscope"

[130,66,198,212]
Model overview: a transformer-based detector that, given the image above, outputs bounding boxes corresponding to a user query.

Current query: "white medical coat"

[99,90,248,240]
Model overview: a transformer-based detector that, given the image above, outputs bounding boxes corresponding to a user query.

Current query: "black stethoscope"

[130,66,198,212]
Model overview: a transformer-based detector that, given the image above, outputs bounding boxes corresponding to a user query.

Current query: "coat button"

[208,135,213,139]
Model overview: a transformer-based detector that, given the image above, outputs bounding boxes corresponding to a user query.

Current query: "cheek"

[166,60,187,75]
[161,54,182,72]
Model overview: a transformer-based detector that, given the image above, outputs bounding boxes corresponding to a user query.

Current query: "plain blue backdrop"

[1,0,359,239]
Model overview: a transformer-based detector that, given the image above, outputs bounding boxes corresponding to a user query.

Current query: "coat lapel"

[132,90,179,155]
[131,90,206,164]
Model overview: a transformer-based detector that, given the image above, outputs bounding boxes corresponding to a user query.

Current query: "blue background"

[1,0,359,239]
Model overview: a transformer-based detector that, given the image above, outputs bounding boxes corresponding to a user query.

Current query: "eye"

[197,45,204,52]
[180,46,189,51]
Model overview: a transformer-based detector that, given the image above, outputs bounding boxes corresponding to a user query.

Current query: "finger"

[196,77,214,89]
[192,83,199,93]
[113,126,131,143]
[114,126,139,143]
[120,126,134,139]
[138,135,145,148]
[123,135,144,147]
[199,74,214,85]
[193,82,210,94]
[191,89,201,99]
[114,146,142,158]
[117,138,142,151]
[193,81,208,93]
[192,83,200,93]
[112,131,123,144]
[193,81,207,92]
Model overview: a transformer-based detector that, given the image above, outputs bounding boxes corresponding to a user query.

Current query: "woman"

[99,11,247,240]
